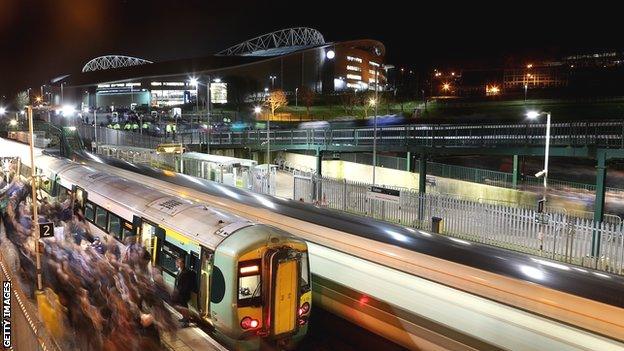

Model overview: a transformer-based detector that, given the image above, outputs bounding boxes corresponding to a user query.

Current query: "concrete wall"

[279,151,539,207]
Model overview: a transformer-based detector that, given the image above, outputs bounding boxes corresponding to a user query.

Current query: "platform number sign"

[39,222,54,238]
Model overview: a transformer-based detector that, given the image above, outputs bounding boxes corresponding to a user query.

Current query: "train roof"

[74,150,624,309]
[38,155,252,249]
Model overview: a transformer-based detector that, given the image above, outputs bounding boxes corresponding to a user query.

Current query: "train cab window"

[300,252,310,290]
[84,202,95,222]
[238,260,262,306]
[95,206,108,229]
[108,214,122,240]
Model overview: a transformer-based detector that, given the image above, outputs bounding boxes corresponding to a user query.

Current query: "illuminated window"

[346,83,360,89]
[126,83,141,87]
[369,78,378,83]
[211,82,228,104]
[347,56,362,63]
[111,83,125,87]
[151,82,162,86]
[346,65,361,72]
[163,82,185,86]
[97,84,110,88]
[369,61,380,67]
[346,74,362,80]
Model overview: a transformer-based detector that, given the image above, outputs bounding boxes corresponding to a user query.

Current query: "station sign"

[156,143,184,154]
[39,222,54,238]
[367,186,400,204]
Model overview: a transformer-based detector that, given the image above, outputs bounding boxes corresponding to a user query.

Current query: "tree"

[299,86,315,119]
[15,91,29,110]
[264,90,288,120]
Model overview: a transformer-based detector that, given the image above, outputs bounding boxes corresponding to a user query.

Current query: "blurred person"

[172,257,195,327]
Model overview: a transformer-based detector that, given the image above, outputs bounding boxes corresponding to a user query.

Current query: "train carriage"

[28,154,311,350]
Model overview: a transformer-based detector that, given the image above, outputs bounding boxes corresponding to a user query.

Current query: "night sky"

[0,0,621,97]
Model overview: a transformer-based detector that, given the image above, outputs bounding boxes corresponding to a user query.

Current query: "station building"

[51,27,386,111]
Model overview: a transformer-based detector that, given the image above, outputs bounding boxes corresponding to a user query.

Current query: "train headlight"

[241,316,259,329]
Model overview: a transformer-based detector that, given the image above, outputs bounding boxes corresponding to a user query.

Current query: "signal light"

[241,316,259,329]
[298,302,310,316]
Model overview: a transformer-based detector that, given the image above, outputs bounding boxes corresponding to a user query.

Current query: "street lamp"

[0,107,5,115]
[526,110,552,204]
[9,119,17,127]
[269,75,277,89]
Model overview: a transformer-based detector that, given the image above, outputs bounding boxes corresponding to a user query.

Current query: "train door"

[198,247,213,319]
[188,251,200,310]
[72,185,88,213]
[269,251,298,336]
[134,216,165,265]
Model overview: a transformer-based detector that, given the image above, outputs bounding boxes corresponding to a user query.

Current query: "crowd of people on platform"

[0,159,183,351]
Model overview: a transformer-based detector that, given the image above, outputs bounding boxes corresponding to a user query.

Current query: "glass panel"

[300,252,310,288]
[108,214,121,240]
[95,207,107,228]
[141,222,156,251]
[238,275,261,301]
[160,242,183,274]
[84,203,94,222]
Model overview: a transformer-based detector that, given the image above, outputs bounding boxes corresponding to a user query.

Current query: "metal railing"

[294,175,624,275]
[80,120,624,150]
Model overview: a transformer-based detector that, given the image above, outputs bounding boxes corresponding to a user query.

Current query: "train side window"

[238,260,262,306]
[122,221,134,240]
[95,206,108,229]
[108,214,122,240]
[84,202,95,222]
[159,241,185,276]
[300,252,310,291]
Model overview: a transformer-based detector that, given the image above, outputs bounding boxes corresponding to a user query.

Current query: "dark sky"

[0,0,621,97]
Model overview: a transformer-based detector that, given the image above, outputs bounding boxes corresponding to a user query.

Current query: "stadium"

[53,27,386,112]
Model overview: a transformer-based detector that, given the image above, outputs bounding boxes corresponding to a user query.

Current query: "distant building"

[50,28,386,111]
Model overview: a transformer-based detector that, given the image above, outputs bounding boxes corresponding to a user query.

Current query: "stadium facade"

[53,28,386,111]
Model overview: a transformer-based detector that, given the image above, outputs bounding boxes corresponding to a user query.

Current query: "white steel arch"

[82,55,153,73]
[217,27,325,56]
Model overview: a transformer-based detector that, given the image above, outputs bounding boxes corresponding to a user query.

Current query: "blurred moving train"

[24,154,311,350]
[74,150,624,351]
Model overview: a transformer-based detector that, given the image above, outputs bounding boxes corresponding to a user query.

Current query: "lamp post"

[526,110,551,204]
[295,87,299,107]
[26,106,43,291]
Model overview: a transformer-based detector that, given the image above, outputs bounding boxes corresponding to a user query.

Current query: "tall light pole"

[370,96,377,185]
[26,106,43,291]
[190,77,199,135]
[295,87,299,107]
[526,110,551,204]
[94,109,98,151]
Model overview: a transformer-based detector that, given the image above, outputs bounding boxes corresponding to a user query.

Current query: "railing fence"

[294,175,624,275]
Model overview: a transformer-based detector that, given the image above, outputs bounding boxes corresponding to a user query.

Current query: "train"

[25,153,311,351]
[3,135,624,350]
[75,150,624,350]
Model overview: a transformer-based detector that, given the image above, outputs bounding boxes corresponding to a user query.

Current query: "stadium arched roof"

[82,55,153,73]
[217,27,325,57]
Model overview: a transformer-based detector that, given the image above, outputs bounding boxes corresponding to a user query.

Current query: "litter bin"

[432,216,443,233]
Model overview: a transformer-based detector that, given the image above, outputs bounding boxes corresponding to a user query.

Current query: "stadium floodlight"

[189,77,199,87]
[326,50,335,59]
[254,106,262,114]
